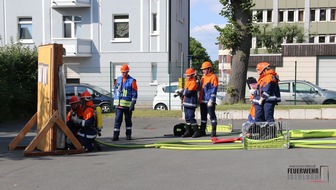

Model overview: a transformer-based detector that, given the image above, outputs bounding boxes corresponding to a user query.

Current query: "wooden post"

[8,44,85,156]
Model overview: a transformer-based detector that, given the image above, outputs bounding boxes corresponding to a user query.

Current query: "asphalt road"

[1,117,335,190]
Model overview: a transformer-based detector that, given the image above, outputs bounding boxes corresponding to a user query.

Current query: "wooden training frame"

[8,44,84,156]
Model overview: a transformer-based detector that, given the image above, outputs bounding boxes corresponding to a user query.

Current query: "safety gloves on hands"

[207,99,213,107]
[129,100,136,112]
[258,97,264,105]
[72,115,84,126]
[174,89,183,98]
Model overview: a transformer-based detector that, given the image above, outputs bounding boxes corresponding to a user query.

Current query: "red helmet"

[80,91,92,101]
[120,64,130,72]
[256,62,270,74]
[185,68,195,76]
[69,96,79,104]
[201,61,212,70]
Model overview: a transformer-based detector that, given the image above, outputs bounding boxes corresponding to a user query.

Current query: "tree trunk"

[226,2,252,104]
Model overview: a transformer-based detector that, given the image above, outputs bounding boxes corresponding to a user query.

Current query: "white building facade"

[0,0,190,107]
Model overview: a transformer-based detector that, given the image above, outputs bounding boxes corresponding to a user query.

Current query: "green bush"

[0,41,37,123]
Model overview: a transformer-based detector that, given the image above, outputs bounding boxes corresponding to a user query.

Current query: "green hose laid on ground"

[96,129,336,150]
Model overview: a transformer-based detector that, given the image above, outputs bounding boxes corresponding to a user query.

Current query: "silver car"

[278,80,336,105]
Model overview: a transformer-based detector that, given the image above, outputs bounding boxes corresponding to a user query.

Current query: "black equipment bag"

[173,123,186,137]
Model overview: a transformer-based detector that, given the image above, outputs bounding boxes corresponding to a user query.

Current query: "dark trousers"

[200,103,217,126]
[255,102,276,122]
[114,108,132,136]
[184,107,197,125]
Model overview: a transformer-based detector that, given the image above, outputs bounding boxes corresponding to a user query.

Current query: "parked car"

[152,82,225,110]
[278,80,336,105]
[65,83,114,113]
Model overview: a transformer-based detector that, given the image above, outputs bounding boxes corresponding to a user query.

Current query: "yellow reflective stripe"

[113,99,132,107]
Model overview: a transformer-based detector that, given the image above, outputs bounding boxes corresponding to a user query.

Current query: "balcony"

[52,38,92,57]
[52,0,91,8]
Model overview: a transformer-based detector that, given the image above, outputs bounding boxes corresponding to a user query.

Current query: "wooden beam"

[8,113,37,150]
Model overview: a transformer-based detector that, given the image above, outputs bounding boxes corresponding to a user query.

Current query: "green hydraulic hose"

[95,139,243,150]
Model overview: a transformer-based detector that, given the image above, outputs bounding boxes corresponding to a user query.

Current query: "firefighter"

[252,62,281,122]
[71,91,100,151]
[199,61,218,137]
[66,96,83,135]
[246,77,257,123]
[112,64,138,141]
[175,68,200,138]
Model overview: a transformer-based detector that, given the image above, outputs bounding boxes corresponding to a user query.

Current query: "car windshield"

[89,85,111,95]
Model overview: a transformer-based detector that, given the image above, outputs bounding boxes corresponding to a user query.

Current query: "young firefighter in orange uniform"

[112,64,138,141]
[252,62,281,122]
[71,91,100,151]
[175,68,200,138]
[199,61,218,137]
[66,96,83,135]
[246,77,257,123]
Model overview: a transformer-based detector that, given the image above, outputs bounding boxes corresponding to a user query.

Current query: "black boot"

[192,124,201,138]
[182,125,193,138]
[211,126,217,137]
[200,123,207,136]
[111,134,119,141]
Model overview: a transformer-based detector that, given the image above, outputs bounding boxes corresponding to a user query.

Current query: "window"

[65,86,75,97]
[331,9,336,21]
[278,10,284,22]
[319,36,326,43]
[151,63,157,83]
[288,10,294,22]
[152,13,157,32]
[279,83,290,92]
[164,85,178,93]
[298,10,304,21]
[63,16,81,38]
[295,83,314,93]
[309,36,315,43]
[256,37,262,48]
[310,9,316,21]
[113,15,129,39]
[256,10,263,22]
[18,18,32,41]
[267,10,272,22]
[330,36,335,43]
[320,9,326,21]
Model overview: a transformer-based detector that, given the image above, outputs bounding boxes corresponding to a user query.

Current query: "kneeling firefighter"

[71,91,101,151]
[175,68,200,138]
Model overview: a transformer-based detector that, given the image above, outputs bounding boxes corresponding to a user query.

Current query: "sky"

[190,0,227,61]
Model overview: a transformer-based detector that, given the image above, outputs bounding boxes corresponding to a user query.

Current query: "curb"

[188,108,336,120]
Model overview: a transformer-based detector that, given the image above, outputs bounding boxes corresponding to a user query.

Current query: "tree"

[254,24,305,53]
[188,37,211,74]
[215,0,255,103]
[0,40,37,122]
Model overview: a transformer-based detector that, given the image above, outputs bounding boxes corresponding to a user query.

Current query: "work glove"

[174,89,182,98]
[258,97,264,105]
[129,100,136,112]
[207,99,213,107]
[249,89,255,95]
[72,115,84,126]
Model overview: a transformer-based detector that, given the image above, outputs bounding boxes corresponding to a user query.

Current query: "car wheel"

[323,100,336,104]
[100,104,111,113]
[154,103,168,110]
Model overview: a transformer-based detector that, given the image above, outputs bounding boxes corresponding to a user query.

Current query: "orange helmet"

[256,62,270,74]
[201,61,212,70]
[120,64,130,72]
[69,96,79,104]
[185,68,195,76]
[80,91,92,101]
